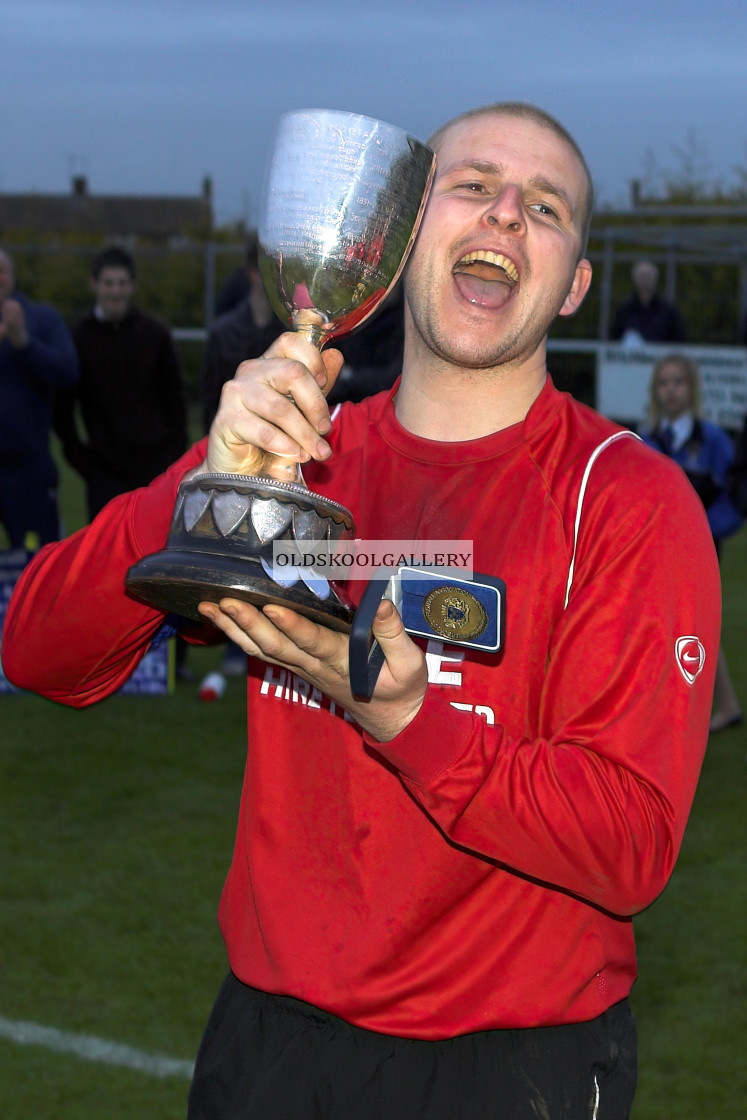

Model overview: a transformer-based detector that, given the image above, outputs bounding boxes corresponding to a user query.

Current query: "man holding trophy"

[3,104,719,1119]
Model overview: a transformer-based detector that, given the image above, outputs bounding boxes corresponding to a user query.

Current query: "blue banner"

[0,550,173,696]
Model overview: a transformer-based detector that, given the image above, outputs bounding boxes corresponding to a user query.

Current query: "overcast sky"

[3,0,746,224]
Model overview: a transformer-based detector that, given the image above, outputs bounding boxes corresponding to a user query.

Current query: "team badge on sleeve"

[675,636,706,684]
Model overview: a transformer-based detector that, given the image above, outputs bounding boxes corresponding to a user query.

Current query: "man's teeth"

[456,251,519,284]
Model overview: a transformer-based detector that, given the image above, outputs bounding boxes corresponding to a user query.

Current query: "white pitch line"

[0,1015,194,1080]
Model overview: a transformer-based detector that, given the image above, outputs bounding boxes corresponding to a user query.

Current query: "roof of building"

[0,177,213,239]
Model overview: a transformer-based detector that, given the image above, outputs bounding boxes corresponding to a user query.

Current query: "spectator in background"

[55,246,191,679]
[202,237,283,432]
[727,328,747,514]
[610,260,686,345]
[214,261,250,318]
[0,247,79,552]
[327,284,404,407]
[55,246,188,521]
[642,353,743,732]
[727,410,747,518]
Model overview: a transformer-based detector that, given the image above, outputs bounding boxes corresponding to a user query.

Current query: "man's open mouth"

[451,250,519,309]
[452,250,519,285]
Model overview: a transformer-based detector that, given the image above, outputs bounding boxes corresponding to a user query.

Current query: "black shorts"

[187,972,637,1120]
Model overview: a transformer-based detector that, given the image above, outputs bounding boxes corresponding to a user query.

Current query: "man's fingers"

[263,333,344,395]
[370,600,427,684]
[220,376,328,461]
[262,604,344,663]
[319,347,345,394]
[206,335,346,476]
[197,600,266,658]
[198,595,427,741]
[199,598,343,674]
[372,598,406,640]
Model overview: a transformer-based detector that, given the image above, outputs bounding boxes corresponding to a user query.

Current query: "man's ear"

[558,258,593,318]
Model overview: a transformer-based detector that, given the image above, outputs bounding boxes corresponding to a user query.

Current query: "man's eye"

[457,181,486,193]
[530,202,559,218]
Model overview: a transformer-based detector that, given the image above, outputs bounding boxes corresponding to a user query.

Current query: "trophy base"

[124,471,357,632]
[126,549,355,632]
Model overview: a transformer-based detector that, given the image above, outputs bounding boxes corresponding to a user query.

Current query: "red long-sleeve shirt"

[2,376,719,1038]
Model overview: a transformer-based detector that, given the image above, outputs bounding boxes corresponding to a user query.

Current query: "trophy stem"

[255,453,306,485]
[292,309,328,350]
[258,309,327,483]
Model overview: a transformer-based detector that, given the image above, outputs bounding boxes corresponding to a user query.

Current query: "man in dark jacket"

[609,260,686,343]
[0,247,79,551]
[727,410,747,517]
[202,238,283,432]
[55,246,188,520]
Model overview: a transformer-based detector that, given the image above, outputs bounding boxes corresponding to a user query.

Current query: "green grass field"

[1,446,745,1119]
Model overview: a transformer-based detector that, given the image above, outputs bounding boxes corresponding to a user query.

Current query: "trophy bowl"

[258,109,436,349]
[126,110,435,627]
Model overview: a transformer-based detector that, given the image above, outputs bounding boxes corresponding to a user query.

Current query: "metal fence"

[5,207,747,340]
[589,212,747,344]
[5,210,747,408]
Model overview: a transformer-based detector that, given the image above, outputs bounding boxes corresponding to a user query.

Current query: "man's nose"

[484,184,525,234]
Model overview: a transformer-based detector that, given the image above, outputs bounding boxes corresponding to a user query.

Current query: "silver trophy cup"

[126,110,435,629]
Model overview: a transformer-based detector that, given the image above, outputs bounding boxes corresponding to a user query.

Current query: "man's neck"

[394,340,548,442]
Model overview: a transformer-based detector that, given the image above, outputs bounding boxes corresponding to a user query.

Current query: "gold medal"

[422,586,489,642]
